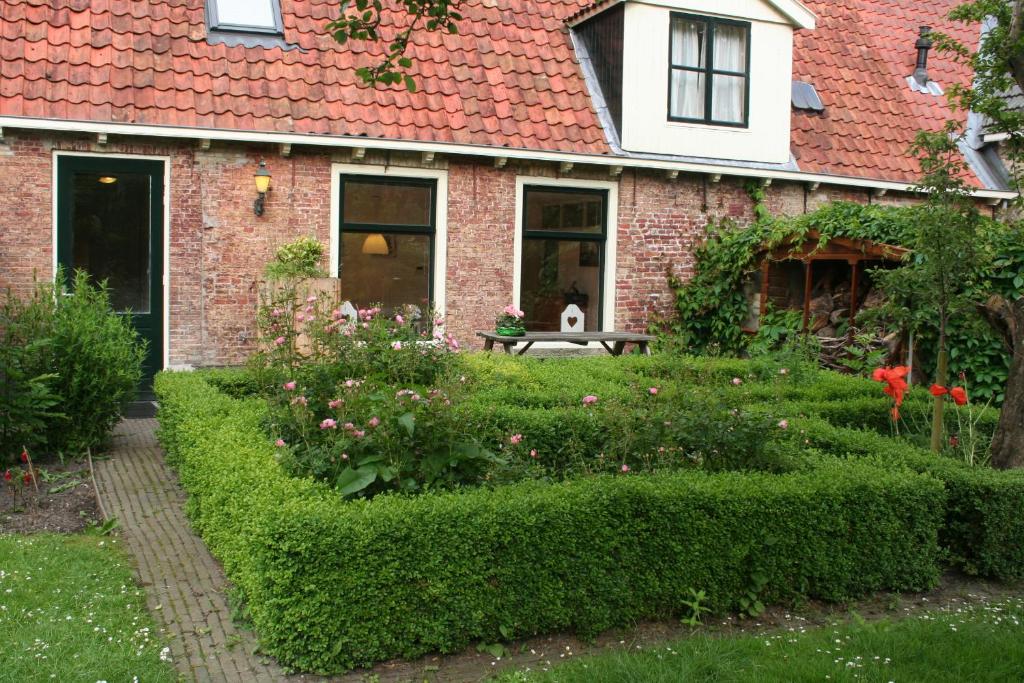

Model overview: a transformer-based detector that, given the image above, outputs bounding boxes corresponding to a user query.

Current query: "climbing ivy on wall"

[663,199,1022,404]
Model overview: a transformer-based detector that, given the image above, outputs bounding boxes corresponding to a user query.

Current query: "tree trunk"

[930,348,948,453]
[983,295,1024,469]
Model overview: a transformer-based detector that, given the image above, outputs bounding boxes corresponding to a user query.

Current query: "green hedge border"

[154,370,965,673]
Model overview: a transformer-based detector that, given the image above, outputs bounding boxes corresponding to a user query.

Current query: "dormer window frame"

[667,12,752,129]
[206,0,284,36]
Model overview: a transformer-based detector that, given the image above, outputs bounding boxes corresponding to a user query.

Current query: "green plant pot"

[496,326,526,337]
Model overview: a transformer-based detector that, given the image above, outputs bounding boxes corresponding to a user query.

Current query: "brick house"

[0,0,1015,381]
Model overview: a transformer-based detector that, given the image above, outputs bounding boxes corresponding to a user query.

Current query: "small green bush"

[0,271,144,458]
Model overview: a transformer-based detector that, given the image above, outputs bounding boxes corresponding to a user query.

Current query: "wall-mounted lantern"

[254,159,272,216]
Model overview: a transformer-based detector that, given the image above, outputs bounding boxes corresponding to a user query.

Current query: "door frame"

[51,151,172,372]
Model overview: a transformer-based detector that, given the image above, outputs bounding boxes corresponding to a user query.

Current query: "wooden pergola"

[755,230,909,333]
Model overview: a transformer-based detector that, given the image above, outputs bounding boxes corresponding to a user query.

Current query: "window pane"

[524,190,604,234]
[713,24,747,72]
[521,239,601,332]
[70,171,151,313]
[670,69,705,119]
[215,0,277,28]
[343,181,432,226]
[340,232,431,316]
[671,18,705,68]
[712,74,746,123]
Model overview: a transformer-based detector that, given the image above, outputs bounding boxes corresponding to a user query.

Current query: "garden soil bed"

[0,459,99,534]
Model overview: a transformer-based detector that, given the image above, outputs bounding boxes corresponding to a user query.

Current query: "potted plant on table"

[495,304,526,337]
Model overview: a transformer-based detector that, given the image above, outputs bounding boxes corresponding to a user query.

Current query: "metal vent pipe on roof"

[914,26,933,85]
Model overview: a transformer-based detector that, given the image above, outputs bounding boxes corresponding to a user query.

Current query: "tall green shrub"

[1,270,145,457]
[0,288,61,462]
[49,270,146,453]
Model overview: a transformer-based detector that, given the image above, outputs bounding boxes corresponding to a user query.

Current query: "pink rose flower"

[353,430,365,438]
[271,308,282,318]
[274,336,286,346]
[778,419,789,430]
[369,416,380,427]
[283,381,296,391]
[621,464,630,473]
[320,418,337,430]
[295,313,305,322]
[510,433,523,444]
[649,387,659,395]
[582,395,598,405]
[395,314,404,324]
[328,399,343,409]
[732,377,743,386]
[275,439,285,447]
[392,341,403,350]
[530,449,538,459]
[307,295,317,303]
[343,422,355,430]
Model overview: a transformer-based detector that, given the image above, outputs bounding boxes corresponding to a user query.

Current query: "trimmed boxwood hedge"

[156,370,951,673]
[786,414,1024,580]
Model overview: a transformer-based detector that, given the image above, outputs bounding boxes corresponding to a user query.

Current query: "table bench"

[476,331,655,356]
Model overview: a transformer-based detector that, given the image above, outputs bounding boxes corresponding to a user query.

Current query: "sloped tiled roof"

[0,0,610,154]
[0,0,991,186]
[792,0,981,185]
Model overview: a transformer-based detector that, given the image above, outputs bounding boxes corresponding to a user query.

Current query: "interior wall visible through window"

[520,187,607,332]
[338,177,436,321]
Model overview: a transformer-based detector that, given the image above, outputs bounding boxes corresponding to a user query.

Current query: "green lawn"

[0,533,179,682]
[495,597,1024,682]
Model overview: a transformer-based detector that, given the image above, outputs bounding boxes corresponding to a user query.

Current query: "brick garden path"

[94,418,489,683]
[94,419,310,683]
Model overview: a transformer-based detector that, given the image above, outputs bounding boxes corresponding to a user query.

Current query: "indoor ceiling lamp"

[98,176,117,184]
[361,233,389,255]
[253,159,272,216]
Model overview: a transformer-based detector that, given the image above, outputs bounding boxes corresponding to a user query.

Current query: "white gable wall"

[619,0,796,164]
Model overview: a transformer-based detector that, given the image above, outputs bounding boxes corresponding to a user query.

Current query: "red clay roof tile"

[793,0,981,186]
[0,0,993,184]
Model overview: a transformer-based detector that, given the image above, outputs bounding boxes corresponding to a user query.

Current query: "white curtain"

[670,19,705,119]
[711,25,747,123]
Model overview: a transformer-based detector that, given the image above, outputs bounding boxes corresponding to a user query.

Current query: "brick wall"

[0,129,984,367]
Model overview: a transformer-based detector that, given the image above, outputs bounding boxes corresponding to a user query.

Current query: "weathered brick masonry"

[0,131,958,367]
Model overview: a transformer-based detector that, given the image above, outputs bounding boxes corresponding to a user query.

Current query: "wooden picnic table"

[476,331,655,356]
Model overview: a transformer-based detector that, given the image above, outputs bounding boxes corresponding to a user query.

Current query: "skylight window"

[207,0,282,34]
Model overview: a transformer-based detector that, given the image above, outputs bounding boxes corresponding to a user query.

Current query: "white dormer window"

[669,14,750,127]
[207,0,283,34]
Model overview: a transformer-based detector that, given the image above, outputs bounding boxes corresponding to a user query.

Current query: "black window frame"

[206,0,284,35]
[667,12,752,128]
[338,175,438,309]
[521,185,609,331]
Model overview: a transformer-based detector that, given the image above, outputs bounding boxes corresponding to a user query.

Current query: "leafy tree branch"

[327,0,463,91]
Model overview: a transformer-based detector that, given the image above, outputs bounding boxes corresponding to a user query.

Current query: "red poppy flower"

[950,387,968,406]
[20,449,28,463]
[949,435,960,448]
[873,366,909,408]
[929,384,948,397]
[3,470,10,482]
[22,473,31,486]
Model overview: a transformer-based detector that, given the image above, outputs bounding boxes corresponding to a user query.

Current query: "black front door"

[56,156,164,395]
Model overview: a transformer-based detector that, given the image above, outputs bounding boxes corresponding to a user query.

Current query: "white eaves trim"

[0,115,1016,200]
[567,0,816,29]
